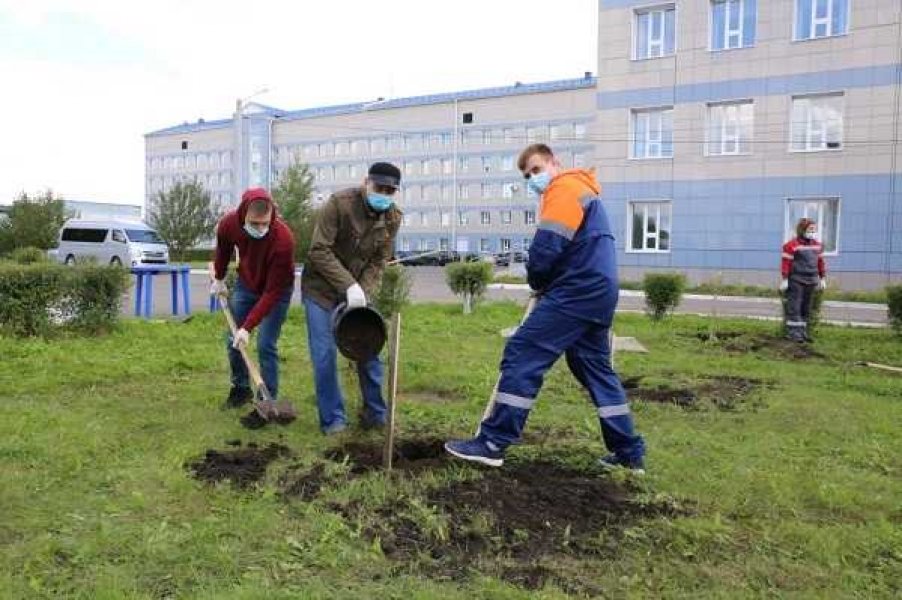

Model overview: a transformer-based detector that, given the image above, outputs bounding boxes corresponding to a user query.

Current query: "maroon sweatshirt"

[214,188,295,331]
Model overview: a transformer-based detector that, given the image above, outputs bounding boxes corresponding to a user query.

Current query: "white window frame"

[459,211,469,225]
[501,210,512,224]
[400,238,411,251]
[705,100,754,156]
[633,5,676,60]
[784,196,840,255]
[441,212,451,227]
[630,107,674,159]
[420,211,429,226]
[524,210,536,225]
[709,0,754,51]
[794,0,850,41]
[789,93,844,153]
[402,214,413,226]
[480,238,491,252]
[480,211,491,225]
[626,200,673,253]
[502,155,514,171]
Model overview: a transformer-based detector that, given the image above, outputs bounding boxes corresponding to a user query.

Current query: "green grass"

[1,304,900,598]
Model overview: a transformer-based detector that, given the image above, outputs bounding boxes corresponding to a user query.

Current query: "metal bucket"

[331,303,387,362]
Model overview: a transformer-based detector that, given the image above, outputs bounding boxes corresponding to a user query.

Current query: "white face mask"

[244,223,269,239]
[804,230,817,240]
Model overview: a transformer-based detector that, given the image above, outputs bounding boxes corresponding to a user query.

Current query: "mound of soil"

[324,438,448,474]
[625,375,762,410]
[187,442,290,488]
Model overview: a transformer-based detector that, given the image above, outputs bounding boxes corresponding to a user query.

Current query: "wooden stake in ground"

[383,312,402,471]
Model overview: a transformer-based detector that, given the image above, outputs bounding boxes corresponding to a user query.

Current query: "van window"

[111,230,127,243]
[125,229,165,244]
[61,228,108,243]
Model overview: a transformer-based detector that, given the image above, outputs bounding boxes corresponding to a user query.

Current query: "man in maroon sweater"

[211,188,296,418]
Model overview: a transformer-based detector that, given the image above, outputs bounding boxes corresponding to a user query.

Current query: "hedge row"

[0,262,130,336]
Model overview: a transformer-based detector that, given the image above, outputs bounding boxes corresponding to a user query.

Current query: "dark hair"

[517,143,555,171]
[247,199,271,217]
[796,218,815,238]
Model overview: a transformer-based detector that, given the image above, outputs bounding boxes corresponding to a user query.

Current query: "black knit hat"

[368,162,401,189]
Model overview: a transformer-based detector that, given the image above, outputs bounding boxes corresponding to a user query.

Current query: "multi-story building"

[596,0,901,289]
[144,75,597,257]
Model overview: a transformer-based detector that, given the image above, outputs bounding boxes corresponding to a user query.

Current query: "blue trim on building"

[603,173,902,273]
[597,64,902,109]
[147,76,597,137]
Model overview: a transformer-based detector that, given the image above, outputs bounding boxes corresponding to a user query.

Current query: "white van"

[55,220,170,267]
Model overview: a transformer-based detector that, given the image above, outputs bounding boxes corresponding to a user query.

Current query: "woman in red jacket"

[780,218,826,343]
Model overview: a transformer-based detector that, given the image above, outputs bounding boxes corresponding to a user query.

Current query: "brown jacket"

[301,187,402,309]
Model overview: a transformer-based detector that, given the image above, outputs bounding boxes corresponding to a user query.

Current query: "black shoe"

[358,410,386,431]
[222,386,253,409]
[802,331,814,343]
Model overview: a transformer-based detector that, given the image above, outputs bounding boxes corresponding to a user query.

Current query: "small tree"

[446,261,493,314]
[147,180,218,261]
[373,264,412,318]
[643,272,686,321]
[0,190,68,255]
[272,160,316,263]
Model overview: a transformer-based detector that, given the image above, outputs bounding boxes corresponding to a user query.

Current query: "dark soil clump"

[187,442,290,488]
[325,438,447,474]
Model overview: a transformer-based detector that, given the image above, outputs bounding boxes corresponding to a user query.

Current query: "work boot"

[359,409,386,431]
[802,330,814,343]
[786,327,805,343]
[222,385,253,410]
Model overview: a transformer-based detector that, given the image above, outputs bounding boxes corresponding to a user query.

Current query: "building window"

[634,5,676,59]
[628,201,672,252]
[440,237,449,251]
[458,156,469,172]
[786,197,839,253]
[795,0,848,40]
[524,210,536,225]
[503,128,514,144]
[441,133,452,146]
[422,159,430,174]
[574,123,587,139]
[706,100,754,155]
[790,94,843,152]
[500,238,511,252]
[522,237,532,250]
[631,108,674,159]
[459,211,469,225]
[442,185,452,201]
[402,214,413,226]
[401,238,411,251]
[502,183,516,199]
[711,0,756,50]
[480,211,491,225]
[417,238,428,251]
[349,164,360,178]
[458,184,469,199]
[501,210,512,224]
[573,153,585,168]
[442,158,452,174]
[420,211,429,226]
[441,212,450,227]
[482,156,493,172]
[480,238,491,252]
[404,162,414,176]
[502,155,514,171]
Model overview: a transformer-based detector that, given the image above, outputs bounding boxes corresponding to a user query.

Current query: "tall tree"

[0,190,69,254]
[147,180,218,260]
[272,160,317,262]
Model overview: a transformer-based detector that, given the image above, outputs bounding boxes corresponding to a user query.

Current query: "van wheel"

[110,256,122,266]
[65,255,76,266]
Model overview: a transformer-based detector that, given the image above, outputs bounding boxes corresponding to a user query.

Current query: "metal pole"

[233,98,242,204]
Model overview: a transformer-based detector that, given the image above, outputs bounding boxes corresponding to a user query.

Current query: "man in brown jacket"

[301,162,402,434]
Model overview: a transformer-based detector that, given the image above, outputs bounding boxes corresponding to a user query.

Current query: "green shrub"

[642,273,686,321]
[0,263,129,336]
[180,248,216,263]
[374,264,411,318]
[445,261,493,314]
[9,246,48,264]
[886,285,902,335]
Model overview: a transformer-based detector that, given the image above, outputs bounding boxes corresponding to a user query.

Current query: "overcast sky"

[0,0,598,206]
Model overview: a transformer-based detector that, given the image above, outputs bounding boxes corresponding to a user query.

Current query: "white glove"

[232,328,250,350]
[346,283,367,308]
[779,279,789,292]
[819,277,827,291]
[210,278,227,296]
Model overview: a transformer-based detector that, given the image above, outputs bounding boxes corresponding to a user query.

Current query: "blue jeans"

[226,280,292,399]
[303,296,386,431]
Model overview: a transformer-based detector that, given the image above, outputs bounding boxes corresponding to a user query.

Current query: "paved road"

[121,266,889,327]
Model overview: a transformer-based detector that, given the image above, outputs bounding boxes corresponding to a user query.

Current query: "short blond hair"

[517,143,555,172]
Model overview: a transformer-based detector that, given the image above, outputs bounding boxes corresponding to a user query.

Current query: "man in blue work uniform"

[445,143,647,472]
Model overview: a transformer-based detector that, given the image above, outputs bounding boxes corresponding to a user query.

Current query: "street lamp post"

[451,97,459,255]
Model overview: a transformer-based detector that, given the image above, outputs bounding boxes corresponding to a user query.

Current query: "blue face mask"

[527,171,552,195]
[244,223,269,239]
[367,193,394,212]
